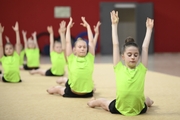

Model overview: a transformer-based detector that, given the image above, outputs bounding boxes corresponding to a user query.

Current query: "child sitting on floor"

[29,21,66,76]
[0,22,22,83]
[47,17,95,98]
[87,10,154,116]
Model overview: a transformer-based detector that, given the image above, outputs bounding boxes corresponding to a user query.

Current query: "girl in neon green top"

[47,17,96,98]
[21,30,40,70]
[87,10,154,116]
[0,22,22,83]
[29,21,66,76]
[5,36,25,67]
[56,21,101,84]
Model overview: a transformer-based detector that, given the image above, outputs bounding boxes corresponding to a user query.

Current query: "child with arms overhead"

[47,17,95,98]
[0,22,22,83]
[21,30,40,70]
[93,21,101,50]
[29,21,66,76]
[87,10,154,116]
[5,36,25,68]
[56,20,101,84]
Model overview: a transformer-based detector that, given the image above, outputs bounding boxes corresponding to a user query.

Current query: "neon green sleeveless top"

[50,51,66,75]
[0,52,20,82]
[67,53,94,93]
[25,48,40,67]
[114,62,147,116]
[19,50,25,66]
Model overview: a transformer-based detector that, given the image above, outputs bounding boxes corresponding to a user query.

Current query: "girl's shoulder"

[137,62,147,71]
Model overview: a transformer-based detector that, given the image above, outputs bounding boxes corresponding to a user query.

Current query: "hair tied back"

[125,36,135,44]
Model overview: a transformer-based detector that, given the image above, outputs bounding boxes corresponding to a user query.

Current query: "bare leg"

[87,97,111,111]
[29,69,46,76]
[56,76,68,84]
[145,97,154,107]
[47,86,65,96]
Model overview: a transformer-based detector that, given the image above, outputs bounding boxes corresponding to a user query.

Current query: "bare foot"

[47,86,56,94]
[29,70,35,75]
[87,97,96,108]
[146,97,154,107]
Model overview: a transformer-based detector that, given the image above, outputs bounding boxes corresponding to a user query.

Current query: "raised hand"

[59,21,66,34]
[5,36,10,43]
[12,22,19,31]
[80,17,89,27]
[67,17,74,28]
[47,26,53,34]
[110,11,119,24]
[94,21,101,34]
[32,31,37,37]
[146,18,154,29]
[0,23,4,33]
[22,30,27,36]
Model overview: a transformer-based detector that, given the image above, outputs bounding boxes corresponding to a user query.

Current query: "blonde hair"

[74,37,86,46]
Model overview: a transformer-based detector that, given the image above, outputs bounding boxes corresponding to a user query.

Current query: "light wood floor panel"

[0,64,180,120]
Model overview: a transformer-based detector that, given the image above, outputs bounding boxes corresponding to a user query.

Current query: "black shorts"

[23,64,39,70]
[63,80,93,98]
[45,69,64,76]
[0,70,2,74]
[109,99,147,115]
[2,76,22,83]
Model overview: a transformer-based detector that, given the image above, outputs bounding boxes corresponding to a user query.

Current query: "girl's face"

[4,44,14,56]
[74,41,87,57]
[54,42,62,53]
[27,39,36,49]
[122,46,140,69]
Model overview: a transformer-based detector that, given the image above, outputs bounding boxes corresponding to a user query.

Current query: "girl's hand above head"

[80,17,89,27]
[32,31,37,37]
[0,23,4,33]
[67,17,74,28]
[12,22,19,31]
[47,26,53,34]
[146,18,154,29]
[59,21,66,34]
[110,11,119,24]
[5,36,10,43]
[94,21,101,34]
[22,30,27,35]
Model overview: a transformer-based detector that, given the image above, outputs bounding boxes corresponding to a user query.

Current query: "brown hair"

[121,36,139,54]
[4,43,14,56]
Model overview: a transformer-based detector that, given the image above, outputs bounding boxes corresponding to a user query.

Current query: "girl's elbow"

[142,46,149,51]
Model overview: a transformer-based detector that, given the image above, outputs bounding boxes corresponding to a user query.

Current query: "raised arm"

[12,22,21,55]
[80,17,94,55]
[110,11,120,66]
[5,36,10,43]
[47,26,54,52]
[65,17,74,57]
[0,23,4,58]
[93,21,101,48]
[58,21,66,51]
[22,30,28,49]
[141,18,154,68]
[32,32,39,49]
